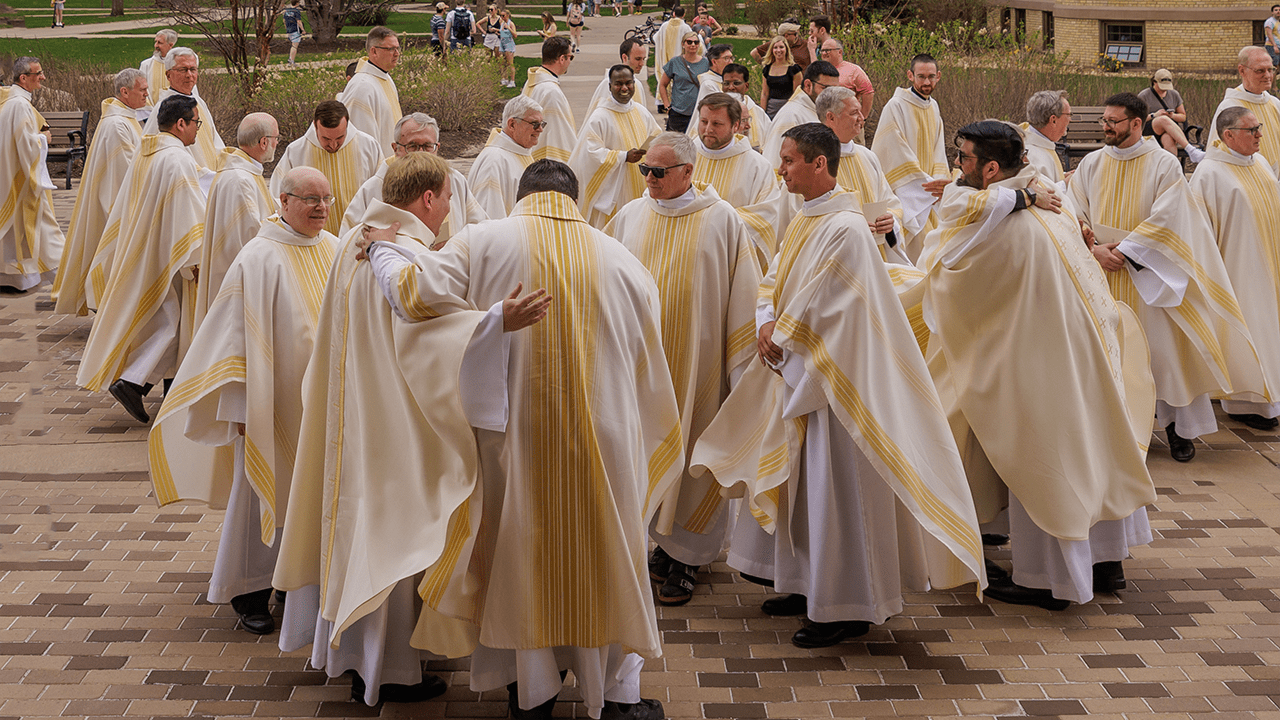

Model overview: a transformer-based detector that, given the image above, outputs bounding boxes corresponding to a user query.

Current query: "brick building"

[986,1,1265,73]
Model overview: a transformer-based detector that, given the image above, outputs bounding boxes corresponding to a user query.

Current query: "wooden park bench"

[1056,105,1203,173]
[42,110,88,189]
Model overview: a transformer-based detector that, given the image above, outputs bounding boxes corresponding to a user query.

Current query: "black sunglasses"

[638,162,687,178]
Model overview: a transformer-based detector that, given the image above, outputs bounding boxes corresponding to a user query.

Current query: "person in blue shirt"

[283,0,306,66]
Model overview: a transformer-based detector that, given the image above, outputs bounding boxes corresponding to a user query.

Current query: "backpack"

[453,9,473,39]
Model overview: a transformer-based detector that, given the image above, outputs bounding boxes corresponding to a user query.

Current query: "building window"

[1044,11,1054,49]
[1103,22,1144,65]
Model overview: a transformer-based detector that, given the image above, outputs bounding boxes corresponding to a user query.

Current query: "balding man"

[272,100,383,236]
[1210,45,1280,175]
[818,38,872,144]
[1021,90,1071,186]
[338,26,403,156]
[150,166,340,637]
[195,112,280,328]
[53,68,147,314]
[141,47,225,168]
[338,112,486,239]
[468,96,540,217]
[0,56,64,292]
[139,28,178,109]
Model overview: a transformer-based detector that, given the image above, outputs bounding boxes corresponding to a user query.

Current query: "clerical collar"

[1225,144,1253,161]
[839,140,856,155]
[803,187,837,209]
[247,155,264,173]
[911,87,929,102]
[654,186,696,210]
[366,59,392,76]
[1237,85,1271,101]
[604,97,635,112]
[540,66,559,79]
[1027,124,1053,144]
[698,136,743,158]
[1108,139,1147,159]
[10,86,31,101]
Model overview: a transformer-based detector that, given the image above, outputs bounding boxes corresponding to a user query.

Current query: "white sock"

[1186,145,1205,163]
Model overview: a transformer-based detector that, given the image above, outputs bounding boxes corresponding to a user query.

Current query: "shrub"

[743,0,808,37]
[723,25,738,35]
[397,49,503,131]
[246,64,349,144]
[1095,53,1124,73]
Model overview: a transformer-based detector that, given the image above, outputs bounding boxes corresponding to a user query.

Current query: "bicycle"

[623,15,661,44]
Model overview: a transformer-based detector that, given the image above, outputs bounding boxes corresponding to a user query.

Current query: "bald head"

[237,112,279,163]
[1239,45,1276,94]
[279,167,332,238]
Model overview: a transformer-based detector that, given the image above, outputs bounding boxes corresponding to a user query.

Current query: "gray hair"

[815,85,857,120]
[822,37,843,52]
[502,94,543,124]
[1026,90,1068,128]
[367,26,396,52]
[394,112,439,142]
[12,56,39,81]
[164,47,199,71]
[1241,45,1270,66]
[1217,105,1254,135]
[649,131,695,165]
[237,112,277,147]
[113,67,146,94]
[280,166,328,196]
[156,28,178,45]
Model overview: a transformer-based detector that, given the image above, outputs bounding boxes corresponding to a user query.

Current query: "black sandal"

[657,562,697,605]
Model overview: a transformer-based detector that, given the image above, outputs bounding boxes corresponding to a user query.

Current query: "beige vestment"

[870,86,949,261]
[77,133,206,392]
[194,147,276,330]
[339,158,487,242]
[522,67,576,162]
[1019,122,1065,185]
[139,54,169,106]
[1210,86,1280,176]
[0,86,64,290]
[588,67,653,115]
[760,88,816,169]
[568,98,661,228]
[143,87,224,169]
[270,123,383,237]
[466,131,534,218]
[652,18,688,84]
[53,97,141,315]
[604,184,761,563]
[691,134,783,261]
[337,58,403,157]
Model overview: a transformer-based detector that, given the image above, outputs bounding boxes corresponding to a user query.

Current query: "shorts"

[633,0,641,7]
[483,33,500,49]
[288,30,302,43]
[569,20,583,27]
[500,38,516,53]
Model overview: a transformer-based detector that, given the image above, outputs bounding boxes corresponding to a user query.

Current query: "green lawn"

[0,36,153,66]
[18,11,164,26]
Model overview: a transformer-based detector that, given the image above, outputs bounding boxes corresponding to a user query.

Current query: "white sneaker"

[1186,145,1206,163]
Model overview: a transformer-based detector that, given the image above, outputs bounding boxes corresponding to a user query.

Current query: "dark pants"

[666,110,691,133]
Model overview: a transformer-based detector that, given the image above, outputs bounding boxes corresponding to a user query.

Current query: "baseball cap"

[778,22,800,35]
[1154,68,1174,90]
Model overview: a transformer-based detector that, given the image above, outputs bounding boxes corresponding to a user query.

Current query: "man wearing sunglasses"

[337,26,403,156]
[1210,45,1280,176]
[79,95,207,425]
[761,60,839,168]
[605,131,762,609]
[570,64,661,228]
[1070,92,1266,464]
[340,112,487,240]
[1192,106,1280,434]
[469,95,543,218]
[0,56,63,293]
[521,36,577,162]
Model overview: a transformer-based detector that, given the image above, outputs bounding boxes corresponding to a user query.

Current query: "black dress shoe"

[351,672,448,705]
[760,592,807,616]
[739,572,773,587]
[984,559,1010,582]
[657,561,696,606]
[274,589,287,604]
[791,620,870,648]
[230,588,274,635]
[648,546,673,582]
[1228,413,1280,431]
[1092,560,1126,592]
[507,681,558,719]
[1166,422,1195,462]
[984,576,1070,611]
[982,533,1009,546]
[601,698,665,719]
[108,379,151,423]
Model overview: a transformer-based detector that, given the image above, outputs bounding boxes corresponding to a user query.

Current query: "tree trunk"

[109,0,123,17]
[307,0,344,44]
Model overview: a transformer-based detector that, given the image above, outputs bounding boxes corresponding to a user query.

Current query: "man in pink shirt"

[818,38,872,142]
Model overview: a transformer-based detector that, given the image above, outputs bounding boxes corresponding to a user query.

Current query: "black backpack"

[453,9,473,39]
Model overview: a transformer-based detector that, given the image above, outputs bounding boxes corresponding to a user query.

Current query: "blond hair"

[382,152,450,207]
[763,35,793,68]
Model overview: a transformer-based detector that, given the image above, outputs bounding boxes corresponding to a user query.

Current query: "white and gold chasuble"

[270,122,384,237]
[143,87,224,169]
[194,147,276,330]
[467,131,534,219]
[760,87,817,168]
[337,58,403,157]
[139,54,169,106]
[340,157,487,243]
[77,133,206,392]
[522,67,576,163]
[690,190,985,592]
[692,134,784,261]
[869,86,949,261]
[1068,139,1268,408]
[149,218,338,545]
[1210,85,1280,176]
[588,67,654,116]
[605,184,761,544]
[0,86,64,287]
[1191,144,1280,411]
[918,169,1157,540]
[1018,122,1065,185]
[568,98,661,228]
[53,97,141,315]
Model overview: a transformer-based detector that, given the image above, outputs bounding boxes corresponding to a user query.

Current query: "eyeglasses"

[1226,124,1265,136]
[638,162,688,178]
[285,193,336,207]
[373,45,402,54]
[182,118,204,129]
[516,117,548,130]
[395,140,440,152]
[20,70,45,77]
[812,80,838,91]
[1098,117,1133,127]
[955,151,984,164]
[171,67,198,74]
[1247,66,1277,75]
[819,47,838,54]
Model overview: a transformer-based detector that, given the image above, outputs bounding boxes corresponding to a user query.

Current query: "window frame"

[1101,21,1145,67]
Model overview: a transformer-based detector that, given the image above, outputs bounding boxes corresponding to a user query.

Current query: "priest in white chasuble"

[194,113,279,330]
[467,96,539,219]
[356,158,682,719]
[0,57,64,292]
[139,28,177,107]
[604,132,761,608]
[1069,93,1267,463]
[522,37,576,163]
[587,38,654,116]
[53,69,147,315]
[78,95,207,425]
[870,53,951,262]
[339,113,487,241]
[685,65,770,151]
[336,26,403,157]
[149,167,338,638]
[1020,89,1071,186]
[761,61,837,169]
[919,120,1156,610]
[271,100,383,237]
[1210,46,1280,176]
[691,93,783,262]
[569,64,661,228]
[690,124,985,650]
[652,6,691,109]
[141,47,225,169]
[1191,106,1280,431]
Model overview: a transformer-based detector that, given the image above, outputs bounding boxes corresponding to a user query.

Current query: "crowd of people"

[5,15,1280,720]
